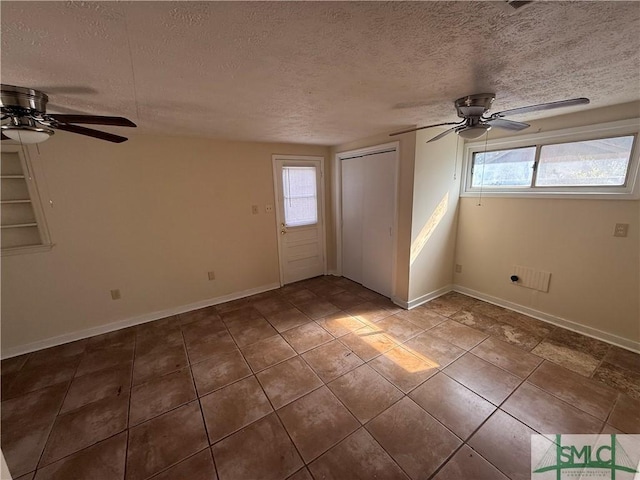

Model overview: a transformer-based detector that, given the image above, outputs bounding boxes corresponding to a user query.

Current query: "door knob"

[281,230,286,235]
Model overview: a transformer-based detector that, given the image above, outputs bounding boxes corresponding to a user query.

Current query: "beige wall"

[1,133,329,351]
[330,132,416,303]
[408,130,462,303]
[454,102,640,345]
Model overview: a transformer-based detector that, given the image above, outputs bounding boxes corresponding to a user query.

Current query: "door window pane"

[472,147,536,187]
[282,166,318,227]
[536,136,634,186]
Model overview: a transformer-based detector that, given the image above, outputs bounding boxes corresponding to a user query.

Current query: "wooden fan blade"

[427,128,456,143]
[487,118,530,131]
[54,123,128,143]
[390,121,462,137]
[491,98,590,119]
[49,114,136,127]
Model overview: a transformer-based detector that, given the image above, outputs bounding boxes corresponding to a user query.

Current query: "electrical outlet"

[251,205,259,215]
[208,271,216,281]
[455,264,463,273]
[613,223,629,237]
[110,289,121,300]
[265,204,273,213]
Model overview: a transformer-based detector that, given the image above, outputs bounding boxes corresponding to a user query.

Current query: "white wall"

[408,130,463,304]
[454,103,640,347]
[1,133,329,353]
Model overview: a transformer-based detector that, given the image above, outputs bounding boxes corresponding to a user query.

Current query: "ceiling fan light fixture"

[456,124,491,139]
[1,125,54,144]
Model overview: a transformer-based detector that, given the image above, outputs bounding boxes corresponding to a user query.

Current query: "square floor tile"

[309,428,408,480]
[151,449,218,480]
[428,320,487,350]
[531,341,600,377]
[23,340,87,370]
[366,397,461,480]
[346,302,394,323]
[409,372,495,440]
[130,368,196,426]
[443,353,521,405]
[296,299,341,320]
[33,432,126,480]
[132,343,188,385]
[328,291,368,310]
[502,382,603,434]
[1,354,30,375]
[76,345,134,378]
[286,468,313,480]
[228,318,278,348]
[40,395,129,467]
[178,306,220,325]
[338,326,399,362]
[487,322,542,351]
[450,310,496,333]
[470,301,507,319]
[608,394,640,433]
[201,376,273,444]
[282,322,333,353]
[253,297,294,316]
[494,311,554,338]
[126,401,208,480]
[527,361,618,420]
[256,356,323,409]
[468,410,538,480]
[316,312,366,337]
[374,315,424,342]
[593,361,640,400]
[181,318,227,345]
[404,332,465,369]
[278,386,359,462]
[328,364,403,424]
[61,362,132,413]
[603,346,640,372]
[368,346,438,393]
[212,413,303,480]
[184,330,238,364]
[265,307,310,333]
[1,383,68,477]
[302,340,363,382]
[432,444,509,480]
[471,336,542,378]
[422,297,464,317]
[394,308,447,330]
[192,349,252,397]
[5,357,79,399]
[241,335,296,372]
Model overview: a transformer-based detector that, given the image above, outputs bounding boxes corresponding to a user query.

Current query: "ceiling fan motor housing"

[455,93,495,119]
[0,84,48,115]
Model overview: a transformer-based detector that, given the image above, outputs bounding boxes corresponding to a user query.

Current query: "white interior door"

[274,157,325,285]
[341,149,396,297]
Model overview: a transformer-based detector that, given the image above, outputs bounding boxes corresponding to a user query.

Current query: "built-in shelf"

[1,223,38,229]
[1,175,26,179]
[1,199,31,204]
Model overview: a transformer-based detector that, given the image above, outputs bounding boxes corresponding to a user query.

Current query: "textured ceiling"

[1,1,639,146]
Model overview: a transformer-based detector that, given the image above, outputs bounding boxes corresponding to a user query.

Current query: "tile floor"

[1,275,639,480]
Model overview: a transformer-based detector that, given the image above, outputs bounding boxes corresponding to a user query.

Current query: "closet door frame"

[334,141,400,298]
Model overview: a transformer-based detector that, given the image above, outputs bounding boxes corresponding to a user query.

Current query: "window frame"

[461,118,640,199]
[1,146,53,256]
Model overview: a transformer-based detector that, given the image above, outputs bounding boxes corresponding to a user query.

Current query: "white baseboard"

[404,284,453,310]
[453,285,640,354]
[1,282,281,360]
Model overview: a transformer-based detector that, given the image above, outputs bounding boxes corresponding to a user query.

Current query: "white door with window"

[273,156,325,285]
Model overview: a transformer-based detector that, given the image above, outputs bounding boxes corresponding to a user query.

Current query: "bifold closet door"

[341,150,396,297]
